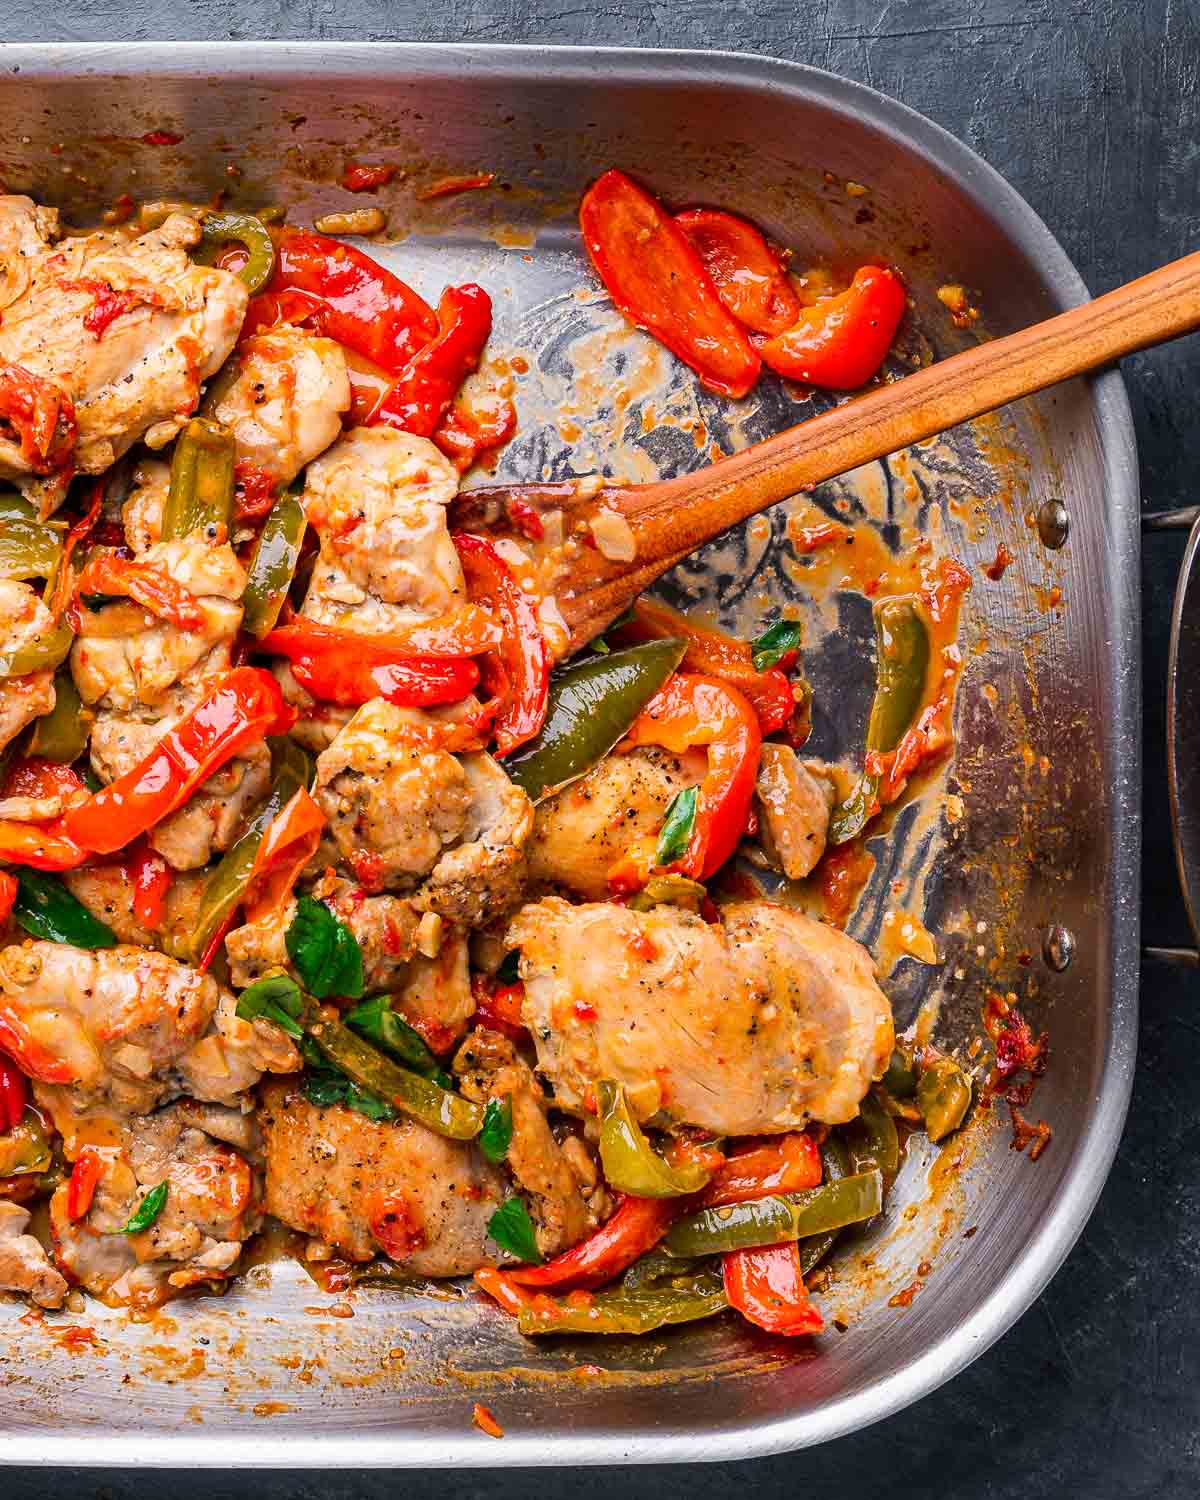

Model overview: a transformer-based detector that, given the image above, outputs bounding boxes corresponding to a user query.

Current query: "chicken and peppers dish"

[0,168,973,1341]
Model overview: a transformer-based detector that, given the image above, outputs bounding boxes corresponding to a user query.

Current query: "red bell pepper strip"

[0,361,76,475]
[259,620,482,711]
[242,784,326,926]
[0,1053,26,1133]
[66,1147,104,1221]
[0,758,89,871]
[64,667,295,856]
[75,552,206,630]
[700,1133,822,1208]
[452,532,549,756]
[369,283,493,438]
[47,478,104,620]
[261,610,503,662]
[341,162,396,193]
[753,265,907,391]
[613,598,796,737]
[505,1194,677,1292]
[433,395,517,474]
[266,230,438,373]
[0,871,16,925]
[470,975,529,1044]
[621,672,762,880]
[674,208,801,336]
[579,170,761,399]
[127,839,173,930]
[240,286,330,345]
[722,1242,824,1336]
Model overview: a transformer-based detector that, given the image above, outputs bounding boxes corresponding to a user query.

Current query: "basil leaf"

[344,995,438,1075]
[480,1095,513,1163]
[343,1083,396,1122]
[13,870,117,949]
[590,635,611,655]
[487,1196,542,1264]
[751,620,802,673]
[119,1181,168,1235]
[286,894,364,999]
[655,785,699,867]
[235,973,304,1038]
[304,1071,350,1108]
[496,950,520,985]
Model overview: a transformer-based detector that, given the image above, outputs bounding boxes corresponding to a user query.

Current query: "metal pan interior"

[0,43,1139,1466]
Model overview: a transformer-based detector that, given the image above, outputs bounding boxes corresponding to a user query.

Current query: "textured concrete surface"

[4,0,1200,1493]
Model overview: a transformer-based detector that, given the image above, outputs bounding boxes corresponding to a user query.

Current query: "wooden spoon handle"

[550,250,1200,642]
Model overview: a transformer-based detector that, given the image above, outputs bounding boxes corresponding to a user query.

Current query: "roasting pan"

[0,42,1139,1466]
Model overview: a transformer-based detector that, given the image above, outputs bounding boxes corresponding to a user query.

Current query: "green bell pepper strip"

[11,869,117,948]
[342,994,446,1080]
[305,1010,484,1141]
[627,873,707,913]
[189,737,313,964]
[28,669,92,763]
[664,1169,883,1258]
[161,417,236,543]
[0,1110,53,1177]
[796,1136,852,1276]
[841,1088,901,1185]
[197,212,277,295]
[516,1271,727,1337]
[882,1045,919,1099]
[917,1056,973,1143]
[0,494,61,581]
[241,489,307,638]
[829,598,930,845]
[0,613,74,680]
[620,1248,710,1292]
[597,1079,713,1198]
[505,639,687,803]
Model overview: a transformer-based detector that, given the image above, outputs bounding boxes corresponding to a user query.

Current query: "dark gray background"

[5,1,1199,1495]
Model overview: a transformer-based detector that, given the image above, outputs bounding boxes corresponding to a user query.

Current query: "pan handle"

[1143,507,1200,964]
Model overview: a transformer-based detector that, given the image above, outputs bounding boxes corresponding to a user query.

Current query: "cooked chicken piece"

[0,942,298,1118]
[312,698,532,920]
[0,579,57,753]
[528,746,706,900]
[207,326,350,491]
[225,876,421,994]
[754,745,835,881]
[299,427,466,631]
[0,1199,68,1309]
[48,1102,262,1307]
[121,456,170,552]
[71,533,269,870]
[511,897,894,1135]
[454,1029,600,1257]
[393,930,475,1055]
[315,698,474,890]
[414,750,533,926]
[258,1079,506,1274]
[71,535,245,714]
[63,864,206,952]
[0,199,247,505]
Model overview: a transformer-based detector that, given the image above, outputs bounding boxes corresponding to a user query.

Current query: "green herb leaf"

[344,994,438,1074]
[496,950,520,985]
[303,1062,395,1120]
[655,785,699,868]
[119,1181,168,1235]
[487,1196,542,1264]
[751,620,802,673]
[343,1083,397,1122]
[12,870,117,949]
[235,972,305,1038]
[479,1095,514,1163]
[590,635,611,655]
[286,894,364,999]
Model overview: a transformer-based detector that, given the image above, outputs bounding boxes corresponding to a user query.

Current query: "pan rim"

[0,40,1140,1467]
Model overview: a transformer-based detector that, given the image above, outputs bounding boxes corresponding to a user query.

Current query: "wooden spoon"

[451,252,1200,649]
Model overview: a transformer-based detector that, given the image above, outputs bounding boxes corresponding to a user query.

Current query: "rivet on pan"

[1036,499,1070,550]
[1042,924,1075,971]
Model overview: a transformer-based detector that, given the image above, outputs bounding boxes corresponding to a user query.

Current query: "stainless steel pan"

[0,42,1139,1466]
